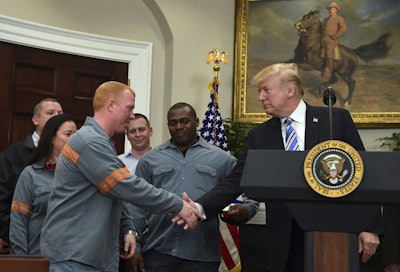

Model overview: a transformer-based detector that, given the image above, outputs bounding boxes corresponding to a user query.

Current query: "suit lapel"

[305,105,321,149]
[269,117,285,149]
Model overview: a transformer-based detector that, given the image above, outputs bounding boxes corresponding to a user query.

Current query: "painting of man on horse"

[243,0,399,116]
[291,8,391,106]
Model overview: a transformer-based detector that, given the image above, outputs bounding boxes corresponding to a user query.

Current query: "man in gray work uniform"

[41,81,200,272]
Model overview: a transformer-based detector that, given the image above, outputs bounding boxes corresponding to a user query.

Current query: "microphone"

[323,87,336,106]
[323,87,336,140]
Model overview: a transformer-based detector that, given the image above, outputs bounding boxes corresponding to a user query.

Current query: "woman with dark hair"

[9,114,77,255]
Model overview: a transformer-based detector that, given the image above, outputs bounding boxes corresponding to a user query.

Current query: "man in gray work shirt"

[130,102,258,272]
[40,81,200,272]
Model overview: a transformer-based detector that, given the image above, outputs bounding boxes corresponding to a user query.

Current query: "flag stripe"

[220,231,236,269]
[226,222,241,249]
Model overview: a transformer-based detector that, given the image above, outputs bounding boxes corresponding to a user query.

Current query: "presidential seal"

[303,140,363,198]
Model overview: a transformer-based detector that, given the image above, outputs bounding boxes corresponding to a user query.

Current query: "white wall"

[0,0,397,150]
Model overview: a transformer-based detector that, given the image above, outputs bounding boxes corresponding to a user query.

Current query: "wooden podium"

[240,150,400,272]
[0,255,49,272]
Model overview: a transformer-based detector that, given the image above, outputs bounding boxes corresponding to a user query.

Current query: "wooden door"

[0,41,128,153]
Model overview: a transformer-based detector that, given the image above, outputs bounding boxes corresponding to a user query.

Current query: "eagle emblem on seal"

[320,154,348,184]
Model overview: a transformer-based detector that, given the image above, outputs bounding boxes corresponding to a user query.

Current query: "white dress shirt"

[280,100,306,151]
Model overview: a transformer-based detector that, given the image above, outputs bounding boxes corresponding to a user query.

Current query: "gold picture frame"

[233,0,400,127]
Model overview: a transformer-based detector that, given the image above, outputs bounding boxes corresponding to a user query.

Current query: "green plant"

[376,132,400,151]
[223,118,256,158]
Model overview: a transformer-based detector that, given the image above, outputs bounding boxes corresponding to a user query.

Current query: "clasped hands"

[172,192,203,230]
[172,192,250,229]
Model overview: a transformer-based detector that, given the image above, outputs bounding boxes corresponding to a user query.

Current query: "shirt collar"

[160,136,207,150]
[281,99,306,125]
[122,150,139,160]
[32,131,40,148]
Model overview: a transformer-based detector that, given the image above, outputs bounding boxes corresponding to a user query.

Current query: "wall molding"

[0,15,152,117]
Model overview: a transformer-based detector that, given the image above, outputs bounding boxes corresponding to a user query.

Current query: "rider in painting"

[321,2,348,78]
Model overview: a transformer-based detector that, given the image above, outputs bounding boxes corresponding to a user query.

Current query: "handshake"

[171,192,203,230]
[171,192,250,229]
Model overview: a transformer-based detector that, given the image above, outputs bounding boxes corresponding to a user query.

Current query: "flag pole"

[202,49,242,272]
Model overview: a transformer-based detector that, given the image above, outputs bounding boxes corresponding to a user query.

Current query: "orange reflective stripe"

[62,144,80,164]
[11,200,32,216]
[98,167,130,194]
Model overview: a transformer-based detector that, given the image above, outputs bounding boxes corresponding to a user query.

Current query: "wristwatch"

[126,230,138,238]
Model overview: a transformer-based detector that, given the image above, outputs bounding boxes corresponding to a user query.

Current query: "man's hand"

[0,239,10,254]
[129,252,145,272]
[120,232,136,259]
[220,204,249,225]
[358,231,380,263]
[171,192,202,230]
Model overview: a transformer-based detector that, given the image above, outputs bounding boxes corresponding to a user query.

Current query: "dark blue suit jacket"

[196,104,381,272]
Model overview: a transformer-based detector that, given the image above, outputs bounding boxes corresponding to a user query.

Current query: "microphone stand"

[323,87,336,140]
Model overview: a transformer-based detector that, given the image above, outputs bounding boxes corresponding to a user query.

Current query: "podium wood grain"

[0,255,49,272]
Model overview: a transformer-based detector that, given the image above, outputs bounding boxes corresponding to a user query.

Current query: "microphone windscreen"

[323,87,337,106]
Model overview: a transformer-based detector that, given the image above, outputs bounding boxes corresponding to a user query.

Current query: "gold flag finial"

[206,48,228,78]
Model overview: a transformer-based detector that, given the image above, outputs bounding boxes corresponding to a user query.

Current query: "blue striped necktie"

[284,118,300,151]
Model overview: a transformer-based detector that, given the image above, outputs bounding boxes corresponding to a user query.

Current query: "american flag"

[200,77,241,272]
[200,78,229,151]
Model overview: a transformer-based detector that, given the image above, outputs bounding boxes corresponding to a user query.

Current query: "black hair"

[27,114,75,170]
[168,102,197,119]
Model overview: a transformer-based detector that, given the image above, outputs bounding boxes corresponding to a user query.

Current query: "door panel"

[0,41,128,153]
